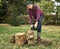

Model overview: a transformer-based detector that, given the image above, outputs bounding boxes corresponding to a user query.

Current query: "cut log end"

[15,33,27,45]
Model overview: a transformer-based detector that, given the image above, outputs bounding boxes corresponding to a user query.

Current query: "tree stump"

[27,30,34,45]
[15,33,27,45]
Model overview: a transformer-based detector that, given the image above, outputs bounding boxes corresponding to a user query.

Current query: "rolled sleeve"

[29,14,32,24]
[27,9,32,24]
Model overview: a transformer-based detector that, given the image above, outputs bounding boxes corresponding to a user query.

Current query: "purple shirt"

[27,5,44,24]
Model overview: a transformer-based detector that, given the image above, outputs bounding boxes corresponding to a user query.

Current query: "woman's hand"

[34,22,38,28]
[31,25,33,28]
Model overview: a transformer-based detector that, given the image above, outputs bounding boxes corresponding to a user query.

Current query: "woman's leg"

[37,15,43,33]
[37,15,44,42]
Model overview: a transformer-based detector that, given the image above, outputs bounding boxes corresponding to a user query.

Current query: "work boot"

[37,33,42,44]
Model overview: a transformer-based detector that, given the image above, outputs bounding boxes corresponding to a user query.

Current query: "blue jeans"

[37,15,44,33]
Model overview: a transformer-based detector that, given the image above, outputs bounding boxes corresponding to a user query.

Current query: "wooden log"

[10,35,15,43]
[27,30,34,45]
[15,33,27,45]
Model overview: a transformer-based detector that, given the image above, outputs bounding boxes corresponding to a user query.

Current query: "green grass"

[0,24,60,49]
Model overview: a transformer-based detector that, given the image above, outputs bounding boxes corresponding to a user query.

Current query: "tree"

[0,0,8,23]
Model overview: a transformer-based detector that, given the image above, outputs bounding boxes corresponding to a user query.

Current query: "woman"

[26,1,44,43]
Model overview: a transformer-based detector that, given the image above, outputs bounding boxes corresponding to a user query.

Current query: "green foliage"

[37,1,60,25]
[0,0,60,25]
[0,0,26,23]
[0,0,8,23]
[56,0,60,2]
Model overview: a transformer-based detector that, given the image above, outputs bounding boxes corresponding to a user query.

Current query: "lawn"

[0,24,60,49]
